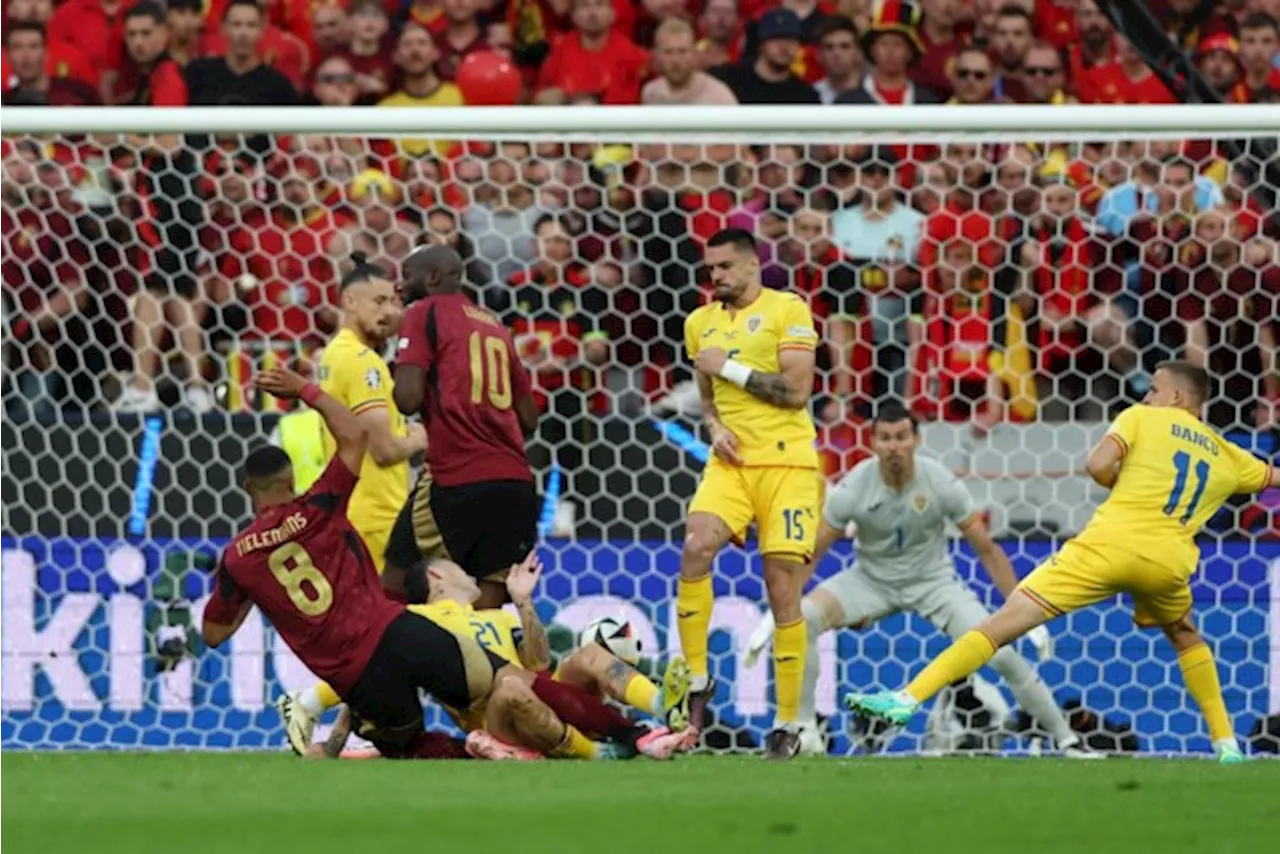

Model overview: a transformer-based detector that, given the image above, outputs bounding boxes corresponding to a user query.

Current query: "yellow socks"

[773,618,806,725]
[1177,643,1233,743]
[551,724,599,760]
[623,673,661,718]
[315,682,342,711]
[677,574,713,679]
[906,630,998,703]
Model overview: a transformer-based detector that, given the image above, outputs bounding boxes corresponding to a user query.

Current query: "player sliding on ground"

[204,367,689,762]
[680,228,821,760]
[309,557,695,760]
[280,253,427,755]
[846,362,1279,763]
[746,401,1096,758]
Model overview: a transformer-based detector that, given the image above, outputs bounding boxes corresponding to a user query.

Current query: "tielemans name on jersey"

[234,512,308,556]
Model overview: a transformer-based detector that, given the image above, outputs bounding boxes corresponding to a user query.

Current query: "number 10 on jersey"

[469,332,512,410]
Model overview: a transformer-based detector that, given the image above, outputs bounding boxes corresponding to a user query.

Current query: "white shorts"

[816,570,992,640]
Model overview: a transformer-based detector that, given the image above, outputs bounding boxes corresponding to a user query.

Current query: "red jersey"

[1076,62,1176,104]
[47,0,125,77]
[204,458,403,695]
[396,292,534,487]
[536,30,649,104]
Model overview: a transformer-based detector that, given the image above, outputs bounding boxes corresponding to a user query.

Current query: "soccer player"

[390,245,541,609]
[204,367,686,762]
[279,253,428,754]
[746,401,1095,758]
[680,227,821,760]
[847,362,1280,763]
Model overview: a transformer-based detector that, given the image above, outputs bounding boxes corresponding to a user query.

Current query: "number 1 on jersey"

[1164,451,1210,525]
[468,331,512,410]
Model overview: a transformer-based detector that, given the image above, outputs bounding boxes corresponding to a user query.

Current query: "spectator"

[434,0,493,81]
[537,0,649,104]
[1239,12,1280,103]
[1097,155,1225,239]
[114,1,188,106]
[948,44,999,103]
[1076,34,1176,104]
[1196,33,1246,100]
[1066,0,1114,90]
[741,0,834,84]
[1162,0,1234,52]
[308,54,359,106]
[343,0,395,99]
[714,8,820,103]
[185,0,297,106]
[915,0,966,99]
[990,2,1033,101]
[829,147,924,399]
[309,3,352,60]
[165,0,205,67]
[2,22,101,105]
[197,0,312,91]
[695,0,742,70]
[813,15,862,104]
[1019,40,1073,104]
[7,0,100,90]
[378,23,465,157]
[47,0,126,100]
[642,18,739,104]
[837,0,938,104]
[421,207,488,294]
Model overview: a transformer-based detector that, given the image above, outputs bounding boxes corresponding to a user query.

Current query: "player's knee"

[1160,613,1201,650]
[681,530,720,574]
[801,597,826,635]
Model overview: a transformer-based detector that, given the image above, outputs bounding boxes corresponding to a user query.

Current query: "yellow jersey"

[377,85,464,157]
[409,599,523,732]
[317,328,409,535]
[1076,404,1273,572]
[685,288,819,468]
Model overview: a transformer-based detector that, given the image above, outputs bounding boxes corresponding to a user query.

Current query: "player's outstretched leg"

[556,644,693,730]
[276,685,336,755]
[762,554,808,760]
[679,513,732,731]
[1161,612,1246,763]
[846,592,1050,726]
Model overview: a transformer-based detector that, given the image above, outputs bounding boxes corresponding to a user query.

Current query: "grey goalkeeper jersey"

[824,456,976,592]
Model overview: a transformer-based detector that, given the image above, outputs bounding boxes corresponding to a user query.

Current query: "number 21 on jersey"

[468,331,511,410]
[1164,450,1210,525]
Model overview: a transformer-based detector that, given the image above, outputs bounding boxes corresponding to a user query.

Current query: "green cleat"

[843,690,919,726]
[1216,742,1248,765]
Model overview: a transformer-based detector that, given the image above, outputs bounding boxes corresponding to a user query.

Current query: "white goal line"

[3,104,1278,141]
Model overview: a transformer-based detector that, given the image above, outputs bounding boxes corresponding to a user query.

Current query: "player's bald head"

[1151,360,1211,410]
[402,244,464,302]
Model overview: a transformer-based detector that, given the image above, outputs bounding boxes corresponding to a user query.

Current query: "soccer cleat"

[687,675,717,733]
[636,726,693,760]
[764,727,801,761]
[464,730,542,761]
[113,385,159,414]
[796,720,826,757]
[1058,736,1105,759]
[1215,741,1247,765]
[843,690,919,726]
[659,655,693,731]
[275,691,317,757]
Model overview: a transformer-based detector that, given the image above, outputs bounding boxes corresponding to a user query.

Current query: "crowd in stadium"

[2,0,1278,451]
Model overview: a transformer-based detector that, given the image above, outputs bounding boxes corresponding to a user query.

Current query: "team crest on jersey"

[364,368,381,389]
[912,494,929,513]
[746,314,763,334]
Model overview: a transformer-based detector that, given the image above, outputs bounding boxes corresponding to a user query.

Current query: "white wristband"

[719,359,753,388]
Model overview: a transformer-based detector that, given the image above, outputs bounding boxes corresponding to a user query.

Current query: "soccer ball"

[580,615,643,665]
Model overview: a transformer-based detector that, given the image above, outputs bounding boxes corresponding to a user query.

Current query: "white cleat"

[1059,736,1105,759]
[796,720,826,757]
[276,691,318,757]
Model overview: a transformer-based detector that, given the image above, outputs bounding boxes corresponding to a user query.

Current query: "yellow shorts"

[688,462,820,560]
[1018,539,1194,627]
[356,526,392,576]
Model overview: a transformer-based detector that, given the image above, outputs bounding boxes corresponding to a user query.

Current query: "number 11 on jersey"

[1164,451,1210,525]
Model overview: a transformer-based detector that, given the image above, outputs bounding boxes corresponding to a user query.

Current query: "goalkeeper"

[747,402,1095,757]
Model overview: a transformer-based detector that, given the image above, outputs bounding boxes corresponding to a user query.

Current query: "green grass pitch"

[4,753,1276,853]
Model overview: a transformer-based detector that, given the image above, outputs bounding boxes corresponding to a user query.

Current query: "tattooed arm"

[514,600,552,672]
[742,347,815,410]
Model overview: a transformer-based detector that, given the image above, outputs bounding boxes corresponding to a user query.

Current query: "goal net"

[2,105,1278,756]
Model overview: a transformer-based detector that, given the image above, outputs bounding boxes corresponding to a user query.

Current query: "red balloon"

[455,52,523,106]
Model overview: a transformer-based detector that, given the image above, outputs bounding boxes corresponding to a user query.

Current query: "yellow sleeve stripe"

[351,399,388,416]
[1104,433,1128,458]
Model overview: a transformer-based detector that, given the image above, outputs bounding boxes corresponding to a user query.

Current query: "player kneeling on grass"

[747,401,1095,758]
[302,556,694,760]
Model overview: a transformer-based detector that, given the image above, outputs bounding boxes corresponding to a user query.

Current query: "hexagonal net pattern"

[2,124,1278,757]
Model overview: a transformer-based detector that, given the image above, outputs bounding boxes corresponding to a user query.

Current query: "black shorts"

[430,479,538,581]
[385,468,450,571]
[345,612,506,756]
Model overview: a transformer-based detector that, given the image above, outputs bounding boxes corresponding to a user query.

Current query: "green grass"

[3,753,1277,854]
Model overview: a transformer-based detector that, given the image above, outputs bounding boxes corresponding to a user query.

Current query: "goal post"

[2,106,1278,756]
